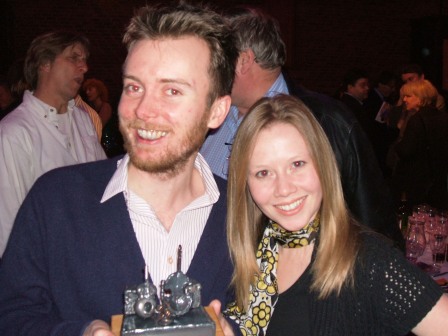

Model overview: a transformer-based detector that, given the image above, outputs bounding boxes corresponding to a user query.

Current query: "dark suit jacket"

[284,74,404,249]
[395,106,448,209]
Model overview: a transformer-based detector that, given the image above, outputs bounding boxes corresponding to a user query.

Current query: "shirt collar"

[344,92,364,105]
[23,90,75,126]
[374,88,385,101]
[265,73,289,97]
[227,73,289,129]
[101,153,219,204]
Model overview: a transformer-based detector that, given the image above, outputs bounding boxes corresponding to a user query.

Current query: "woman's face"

[247,122,322,232]
[85,86,99,102]
[402,93,421,111]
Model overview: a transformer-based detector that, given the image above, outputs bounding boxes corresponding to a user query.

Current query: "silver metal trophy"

[121,245,216,335]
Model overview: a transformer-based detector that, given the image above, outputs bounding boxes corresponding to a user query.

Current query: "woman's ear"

[207,95,231,130]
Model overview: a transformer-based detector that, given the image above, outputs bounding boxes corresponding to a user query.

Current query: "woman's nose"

[274,173,296,197]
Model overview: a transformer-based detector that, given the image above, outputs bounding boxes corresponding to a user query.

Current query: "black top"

[267,264,313,335]
[255,232,442,336]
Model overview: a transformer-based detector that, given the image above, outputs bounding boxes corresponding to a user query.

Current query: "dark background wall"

[1,0,447,108]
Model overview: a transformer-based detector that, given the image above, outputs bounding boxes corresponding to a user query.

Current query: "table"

[111,306,224,336]
[417,247,448,286]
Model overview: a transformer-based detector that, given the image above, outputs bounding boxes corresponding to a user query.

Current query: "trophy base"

[121,306,215,336]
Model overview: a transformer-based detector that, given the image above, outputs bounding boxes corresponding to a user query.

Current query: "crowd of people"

[337,64,448,211]
[0,2,447,336]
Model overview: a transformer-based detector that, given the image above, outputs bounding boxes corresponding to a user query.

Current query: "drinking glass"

[428,223,447,271]
[405,217,426,263]
[412,203,429,221]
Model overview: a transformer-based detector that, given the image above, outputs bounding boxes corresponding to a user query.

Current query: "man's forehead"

[355,78,368,85]
[62,43,88,56]
[402,72,419,79]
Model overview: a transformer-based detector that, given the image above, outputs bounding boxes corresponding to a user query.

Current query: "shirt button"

[168,256,173,264]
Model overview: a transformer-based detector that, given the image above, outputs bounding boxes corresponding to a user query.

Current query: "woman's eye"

[255,170,269,178]
[292,161,305,168]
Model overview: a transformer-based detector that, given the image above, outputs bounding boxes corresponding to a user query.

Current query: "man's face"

[348,78,369,101]
[401,72,422,84]
[378,80,395,98]
[45,43,88,101]
[118,37,222,177]
[230,54,246,108]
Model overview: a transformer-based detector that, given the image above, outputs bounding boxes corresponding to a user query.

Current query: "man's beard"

[120,111,210,179]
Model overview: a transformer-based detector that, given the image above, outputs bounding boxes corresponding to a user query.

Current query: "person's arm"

[341,115,404,249]
[0,126,34,256]
[98,103,112,127]
[412,294,448,336]
[0,187,88,335]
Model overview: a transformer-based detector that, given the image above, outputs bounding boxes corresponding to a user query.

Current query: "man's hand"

[82,320,115,336]
[209,300,235,336]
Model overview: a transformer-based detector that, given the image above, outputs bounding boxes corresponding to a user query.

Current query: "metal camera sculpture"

[122,246,215,336]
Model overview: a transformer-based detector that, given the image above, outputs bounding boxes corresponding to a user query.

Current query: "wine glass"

[405,217,426,264]
[428,221,447,271]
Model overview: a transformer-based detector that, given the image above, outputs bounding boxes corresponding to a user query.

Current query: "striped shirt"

[74,95,103,141]
[100,153,220,287]
[200,73,289,179]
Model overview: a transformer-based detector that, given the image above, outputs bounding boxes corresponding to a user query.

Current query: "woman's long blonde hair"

[227,94,361,309]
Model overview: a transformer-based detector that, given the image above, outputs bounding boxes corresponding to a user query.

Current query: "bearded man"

[0,3,238,336]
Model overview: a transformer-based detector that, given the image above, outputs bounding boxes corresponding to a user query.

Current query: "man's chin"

[129,150,179,173]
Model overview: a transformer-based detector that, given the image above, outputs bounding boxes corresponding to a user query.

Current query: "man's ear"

[237,49,256,75]
[207,95,231,129]
[40,62,51,73]
[347,84,354,94]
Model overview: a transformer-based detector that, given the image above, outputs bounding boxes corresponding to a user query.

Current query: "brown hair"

[122,2,238,107]
[83,78,109,103]
[24,31,90,90]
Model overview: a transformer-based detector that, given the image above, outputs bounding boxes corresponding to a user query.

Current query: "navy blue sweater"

[0,157,233,336]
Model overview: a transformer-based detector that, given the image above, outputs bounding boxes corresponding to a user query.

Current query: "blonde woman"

[393,79,448,209]
[211,94,448,335]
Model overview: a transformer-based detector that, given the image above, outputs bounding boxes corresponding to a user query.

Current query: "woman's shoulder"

[355,230,406,273]
[359,229,398,252]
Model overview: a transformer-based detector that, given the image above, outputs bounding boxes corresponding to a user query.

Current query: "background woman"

[211,94,448,335]
[393,79,448,210]
[83,78,112,126]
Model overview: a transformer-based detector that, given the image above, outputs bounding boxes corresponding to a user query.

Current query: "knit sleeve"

[362,233,443,335]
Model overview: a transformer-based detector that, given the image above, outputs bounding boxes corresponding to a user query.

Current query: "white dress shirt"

[101,153,219,288]
[0,90,107,256]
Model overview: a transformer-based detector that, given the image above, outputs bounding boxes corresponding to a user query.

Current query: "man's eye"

[166,88,180,96]
[124,84,143,94]
[67,56,77,63]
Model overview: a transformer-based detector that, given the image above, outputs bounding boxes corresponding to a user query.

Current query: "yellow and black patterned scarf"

[224,216,320,336]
